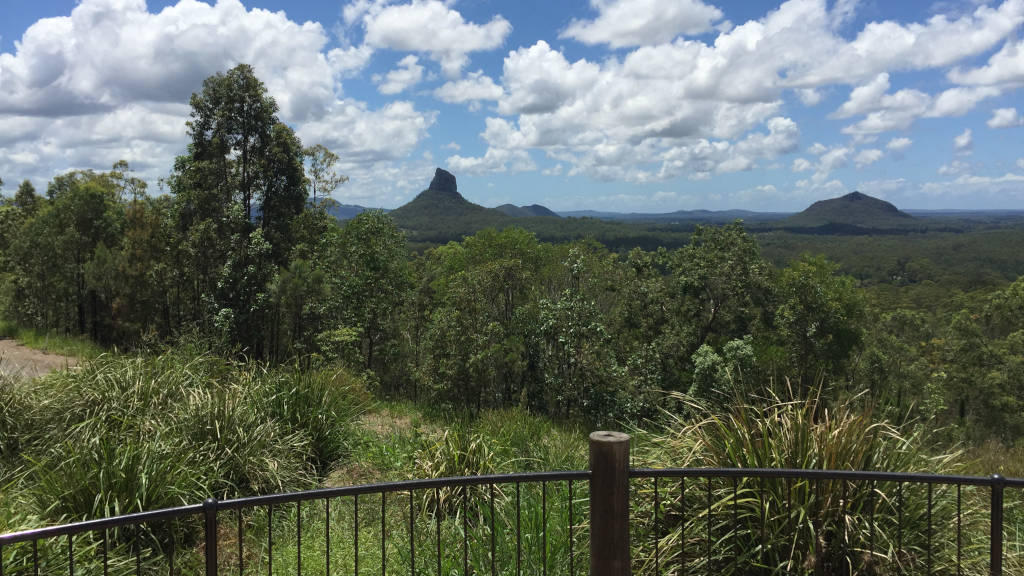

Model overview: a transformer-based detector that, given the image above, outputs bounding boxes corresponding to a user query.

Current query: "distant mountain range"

[327,169,1024,245]
[323,203,389,220]
[495,204,561,218]
[558,208,790,222]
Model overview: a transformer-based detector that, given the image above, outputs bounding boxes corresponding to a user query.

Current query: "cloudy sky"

[2,0,1024,211]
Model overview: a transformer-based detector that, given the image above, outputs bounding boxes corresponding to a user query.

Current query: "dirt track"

[0,339,78,379]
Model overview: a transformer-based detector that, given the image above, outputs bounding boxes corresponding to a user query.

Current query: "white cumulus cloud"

[854,148,883,168]
[375,55,424,95]
[561,0,724,48]
[447,147,535,174]
[987,107,1024,128]
[886,137,912,152]
[954,128,973,154]
[434,71,504,105]
[358,0,511,77]
[949,37,1024,86]
[792,157,813,172]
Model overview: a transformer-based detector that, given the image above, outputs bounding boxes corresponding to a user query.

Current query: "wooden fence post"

[590,431,631,576]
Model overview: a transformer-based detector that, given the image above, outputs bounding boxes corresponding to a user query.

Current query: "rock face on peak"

[786,190,914,228]
[428,168,458,195]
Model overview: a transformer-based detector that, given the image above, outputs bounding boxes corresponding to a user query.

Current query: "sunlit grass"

[0,319,105,359]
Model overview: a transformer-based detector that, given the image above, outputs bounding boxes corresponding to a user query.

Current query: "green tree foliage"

[940,277,1024,441]
[13,180,39,216]
[303,144,349,203]
[165,64,310,351]
[5,171,124,340]
[774,255,865,389]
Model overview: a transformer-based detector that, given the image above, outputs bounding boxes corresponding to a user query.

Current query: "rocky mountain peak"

[428,168,458,195]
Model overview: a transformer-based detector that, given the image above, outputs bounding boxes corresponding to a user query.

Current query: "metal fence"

[1,432,1022,576]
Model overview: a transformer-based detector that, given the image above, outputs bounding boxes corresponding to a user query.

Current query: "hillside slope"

[389,168,514,242]
[784,191,915,228]
[495,204,561,218]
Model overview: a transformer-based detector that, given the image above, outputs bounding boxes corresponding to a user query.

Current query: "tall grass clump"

[1,373,37,462]
[265,367,373,471]
[1,348,369,544]
[633,385,981,575]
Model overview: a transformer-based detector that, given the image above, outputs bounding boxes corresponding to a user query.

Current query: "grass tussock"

[0,348,370,538]
[632,385,981,575]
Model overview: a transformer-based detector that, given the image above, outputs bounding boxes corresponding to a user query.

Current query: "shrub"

[634,385,973,575]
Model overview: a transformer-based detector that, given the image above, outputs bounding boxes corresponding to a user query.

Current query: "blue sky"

[2,0,1024,211]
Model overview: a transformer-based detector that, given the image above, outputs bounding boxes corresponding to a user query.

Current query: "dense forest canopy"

[1,65,1023,445]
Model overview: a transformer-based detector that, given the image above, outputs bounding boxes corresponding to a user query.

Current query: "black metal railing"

[1,471,587,576]
[629,468,1024,575]
[2,432,1022,576]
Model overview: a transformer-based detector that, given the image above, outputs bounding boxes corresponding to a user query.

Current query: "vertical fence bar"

[435,488,441,576]
[731,477,738,570]
[706,478,712,572]
[354,495,359,576]
[169,524,175,576]
[759,478,765,566]
[542,481,548,576]
[326,499,330,576]
[653,478,660,576]
[382,492,386,576]
[569,479,574,576]
[33,540,38,576]
[462,487,468,576]
[267,505,273,576]
[957,484,962,576]
[927,483,933,575]
[489,484,495,576]
[680,479,686,576]
[897,482,903,564]
[516,483,521,576]
[135,525,141,576]
[869,481,876,563]
[68,534,74,576]
[103,530,109,576]
[204,498,218,576]
[239,509,245,576]
[411,490,417,576]
[297,501,302,576]
[588,431,630,576]
[991,475,1004,576]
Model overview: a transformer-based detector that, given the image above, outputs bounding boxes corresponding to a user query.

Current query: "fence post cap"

[590,430,630,443]
[991,473,1005,483]
[203,497,218,509]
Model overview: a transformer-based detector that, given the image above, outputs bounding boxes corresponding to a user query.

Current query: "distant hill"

[783,191,915,228]
[495,203,561,218]
[559,208,790,222]
[389,168,514,241]
[323,203,388,221]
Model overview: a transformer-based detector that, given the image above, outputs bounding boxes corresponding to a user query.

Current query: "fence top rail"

[218,469,590,510]
[0,470,589,546]
[0,504,204,546]
[631,467,1024,487]
[6,466,1023,546]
